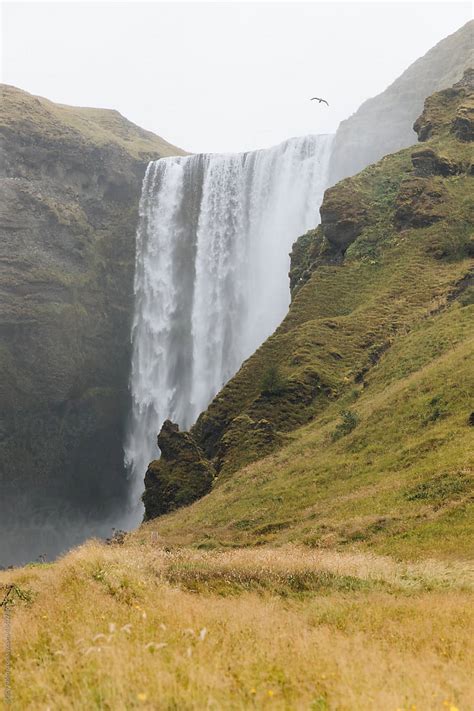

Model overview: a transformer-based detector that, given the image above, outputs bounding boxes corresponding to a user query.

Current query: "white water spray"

[124,134,334,508]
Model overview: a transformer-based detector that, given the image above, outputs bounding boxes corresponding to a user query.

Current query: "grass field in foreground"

[1,543,472,710]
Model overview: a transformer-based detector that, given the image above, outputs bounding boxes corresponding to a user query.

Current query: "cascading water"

[124,134,334,510]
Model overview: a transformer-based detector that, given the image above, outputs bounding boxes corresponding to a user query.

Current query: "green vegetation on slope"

[0,84,185,563]
[143,71,474,560]
[0,84,185,161]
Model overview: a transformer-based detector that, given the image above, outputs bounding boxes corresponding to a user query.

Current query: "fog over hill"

[328,20,473,182]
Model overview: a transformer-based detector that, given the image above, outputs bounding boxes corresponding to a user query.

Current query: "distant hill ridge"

[328,20,473,184]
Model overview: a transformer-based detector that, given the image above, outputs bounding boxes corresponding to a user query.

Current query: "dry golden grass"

[1,542,472,710]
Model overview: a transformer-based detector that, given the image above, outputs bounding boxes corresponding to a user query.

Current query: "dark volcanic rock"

[143,421,215,520]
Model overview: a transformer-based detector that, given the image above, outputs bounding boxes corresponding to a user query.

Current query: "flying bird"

[311,97,329,106]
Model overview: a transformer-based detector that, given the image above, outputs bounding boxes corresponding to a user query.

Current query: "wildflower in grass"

[267,690,274,697]
[199,627,208,641]
[250,689,257,695]
[84,646,101,655]
[137,692,148,702]
[145,642,168,651]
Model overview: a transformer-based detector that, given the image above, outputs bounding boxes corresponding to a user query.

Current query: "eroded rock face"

[414,68,474,142]
[411,148,460,177]
[320,184,368,252]
[394,70,473,233]
[452,102,474,141]
[143,421,214,520]
[0,84,184,564]
[394,177,448,230]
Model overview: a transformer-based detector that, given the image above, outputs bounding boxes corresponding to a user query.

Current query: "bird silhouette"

[311,97,329,106]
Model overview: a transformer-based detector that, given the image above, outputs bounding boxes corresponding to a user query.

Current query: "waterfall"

[124,134,334,506]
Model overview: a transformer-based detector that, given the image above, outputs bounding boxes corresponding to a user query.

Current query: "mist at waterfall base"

[124,134,334,524]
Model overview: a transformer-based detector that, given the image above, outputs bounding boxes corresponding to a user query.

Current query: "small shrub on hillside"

[459,285,474,307]
[331,410,360,441]
[422,395,447,425]
[105,528,127,546]
[260,366,287,396]
[405,472,471,503]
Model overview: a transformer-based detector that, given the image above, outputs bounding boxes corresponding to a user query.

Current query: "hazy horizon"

[1,2,472,153]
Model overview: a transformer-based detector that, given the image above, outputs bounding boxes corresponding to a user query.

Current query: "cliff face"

[327,21,473,185]
[143,74,473,557]
[0,85,184,565]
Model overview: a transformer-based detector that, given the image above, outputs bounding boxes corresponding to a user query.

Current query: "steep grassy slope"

[143,72,474,559]
[0,85,185,565]
[328,20,473,183]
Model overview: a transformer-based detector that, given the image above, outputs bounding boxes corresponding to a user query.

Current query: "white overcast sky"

[0,1,471,153]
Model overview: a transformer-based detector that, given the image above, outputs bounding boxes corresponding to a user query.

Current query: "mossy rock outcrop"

[319,184,369,251]
[411,148,460,177]
[143,421,214,520]
[413,67,474,142]
[394,176,448,230]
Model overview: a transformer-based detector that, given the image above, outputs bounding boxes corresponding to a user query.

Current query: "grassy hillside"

[143,70,474,559]
[0,76,472,710]
[1,543,472,709]
[0,84,185,161]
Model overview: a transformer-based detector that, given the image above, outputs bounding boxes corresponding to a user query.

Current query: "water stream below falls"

[124,134,334,511]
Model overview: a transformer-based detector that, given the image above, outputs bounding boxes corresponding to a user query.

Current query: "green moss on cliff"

[143,421,214,520]
[0,84,184,560]
[141,73,474,560]
[0,84,185,162]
